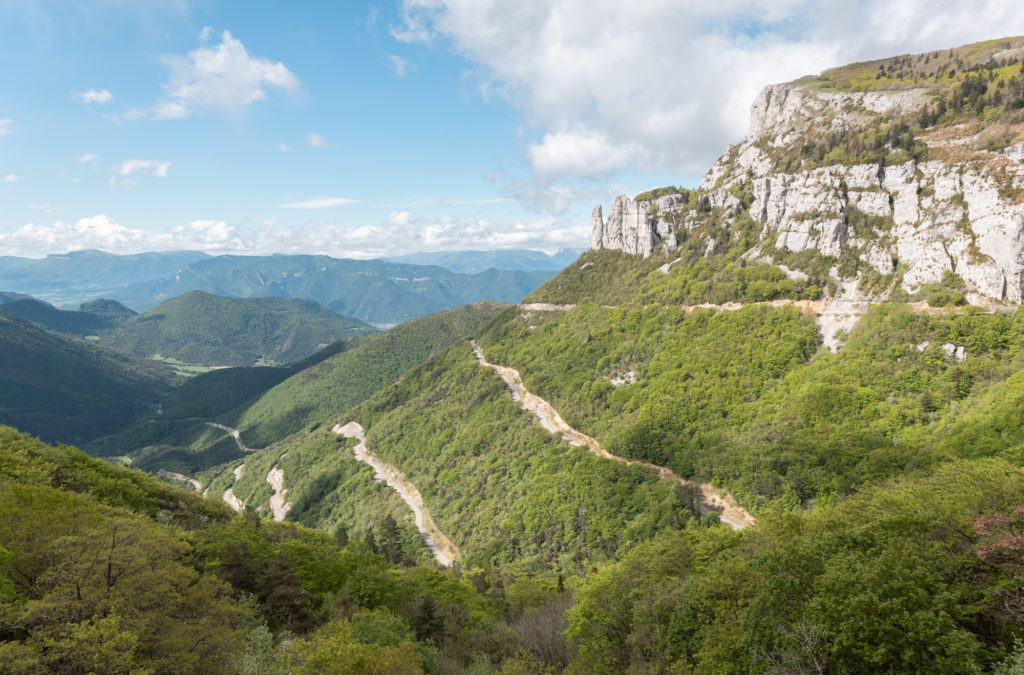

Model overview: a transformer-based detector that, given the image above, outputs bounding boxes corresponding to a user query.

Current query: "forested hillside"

[0,314,172,445]
[0,428,582,673]
[100,290,375,367]
[0,297,134,336]
[95,302,507,475]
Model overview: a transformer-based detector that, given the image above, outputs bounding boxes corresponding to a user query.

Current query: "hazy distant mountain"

[0,250,555,324]
[385,248,585,274]
[109,254,553,324]
[0,250,210,306]
[0,291,32,305]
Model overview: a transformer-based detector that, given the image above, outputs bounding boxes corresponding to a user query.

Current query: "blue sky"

[2,1,1024,258]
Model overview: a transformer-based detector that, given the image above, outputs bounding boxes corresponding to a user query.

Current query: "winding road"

[470,340,754,529]
[205,422,261,453]
[156,469,202,492]
[333,421,460,567]
[267,463,291,521]
[222,463,246,513]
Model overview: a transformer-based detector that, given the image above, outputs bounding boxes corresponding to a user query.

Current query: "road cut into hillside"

[523,291,1007,352]
[333,421,460,567]
[222,463,246,513]
[205,422,260,452]
[267,463,291,521]
[471,340,755,530]
[156,469,202,492]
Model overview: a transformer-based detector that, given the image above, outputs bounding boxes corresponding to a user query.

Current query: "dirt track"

[471,340,754,529]
[333,421,460,567]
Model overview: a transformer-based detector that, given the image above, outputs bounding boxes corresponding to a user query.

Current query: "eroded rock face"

[592,195,660,256]
[592,81,1024,302]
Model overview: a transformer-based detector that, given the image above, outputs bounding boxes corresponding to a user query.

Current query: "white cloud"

[306,132,329,148]
[277,197,359,209]
[73,88,113,104]
[0,210,588,258]
[0,215,162,256]
[111,159,171,178]
[2,174,19,183]
[153,29,299,119]
[394,0,1024,176]
[249,212,587,258]
[75,153,99,163]
[151,100,190,120]
[26,203,53,214]
[278,141,289,152]
[388,54,416,77]
[170,219,245,250]
[0,118,14,136]
[527,126,636,177]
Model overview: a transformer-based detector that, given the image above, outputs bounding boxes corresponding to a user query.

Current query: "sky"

[2,0,1024,259]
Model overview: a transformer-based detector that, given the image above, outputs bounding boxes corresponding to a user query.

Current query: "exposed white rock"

[591,196,661,256]
[591,78,1024,305]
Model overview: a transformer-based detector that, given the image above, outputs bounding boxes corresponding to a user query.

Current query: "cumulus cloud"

[151,29,299,119]
[527,126,637,177]
[278,197,359,209]
[278,142,289,152]
[306,132,329,148]
[0,118,14,136]
[2,174,19,183]
[0,215,162,256]
[75,153,99,163]
[393,0,1024,176]
[111,159,171,177]
[73,89,113,104]
[0,211,588,258]
[170,219,246,250]
[249,212,587,258]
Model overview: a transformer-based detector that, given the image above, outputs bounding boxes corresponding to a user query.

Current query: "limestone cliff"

[593,37,1024,303]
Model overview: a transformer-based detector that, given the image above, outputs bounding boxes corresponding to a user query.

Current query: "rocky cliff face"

[592,45,1024,304]
[591,193,686,256]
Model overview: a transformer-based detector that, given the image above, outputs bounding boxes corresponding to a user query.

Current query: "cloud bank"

[0,212,588,259]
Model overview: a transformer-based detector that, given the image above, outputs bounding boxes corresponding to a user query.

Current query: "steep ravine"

[470,340,754,529]
[333,421,460,567]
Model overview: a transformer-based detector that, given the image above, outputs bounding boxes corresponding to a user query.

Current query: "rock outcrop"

[592,60,1024,304]
[592,193,688,256]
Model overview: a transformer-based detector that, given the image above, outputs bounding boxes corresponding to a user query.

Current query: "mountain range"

[0,248,571,324]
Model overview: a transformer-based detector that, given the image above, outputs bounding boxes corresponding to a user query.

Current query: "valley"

[5,32,1024,674]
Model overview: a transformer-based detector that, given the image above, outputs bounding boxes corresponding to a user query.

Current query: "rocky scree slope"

[593,37,1024,304]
